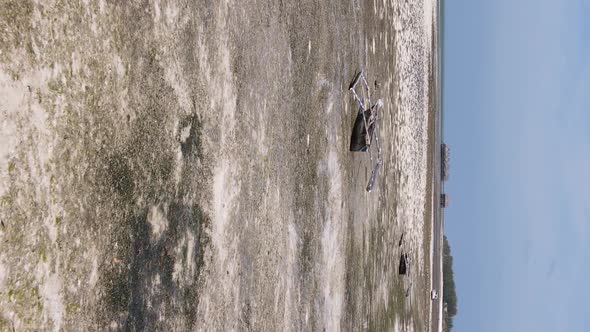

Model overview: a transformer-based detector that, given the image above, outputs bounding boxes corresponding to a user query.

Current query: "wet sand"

[0,0,436,330]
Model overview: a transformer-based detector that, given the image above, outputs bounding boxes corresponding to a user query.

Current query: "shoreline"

[428,0,444,330]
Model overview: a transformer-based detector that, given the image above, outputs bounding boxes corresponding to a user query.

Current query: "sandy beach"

[0,1,437,330]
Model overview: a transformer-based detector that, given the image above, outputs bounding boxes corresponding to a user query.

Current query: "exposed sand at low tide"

[0,0,435,330]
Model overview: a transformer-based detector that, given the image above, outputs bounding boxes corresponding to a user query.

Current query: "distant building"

[441,193,450,208]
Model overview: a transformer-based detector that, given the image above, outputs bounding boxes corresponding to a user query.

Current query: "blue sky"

[444,0,590,331]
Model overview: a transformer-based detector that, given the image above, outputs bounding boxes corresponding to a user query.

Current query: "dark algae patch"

[95,61,210,329]
[102,202,206,330]
[88,11,212,328]
[106,153,135,203]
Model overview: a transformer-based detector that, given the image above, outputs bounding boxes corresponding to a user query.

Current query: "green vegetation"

[443,235,458,331]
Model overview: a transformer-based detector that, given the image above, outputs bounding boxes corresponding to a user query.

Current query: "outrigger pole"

[349,70,383,192]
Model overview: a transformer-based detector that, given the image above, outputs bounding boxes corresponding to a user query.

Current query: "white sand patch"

[320,156,345,330]
[148,205,168,239]
[180,123,192,143]
[0,71,27,197]
[319,93,345,330]
[394,318,401,332]
[164,1,180,27]
[153,0,161,22]
[45,215,58,243]
[164,62,191,113]
[282,221,300,330]
[150,0,191,115]
[1,69,58,248]
[199,155,240,326]
[185,229,196,280]
[88,253,99,287]
[191,3,254,326]
[113,54,126,78]
[255,102,268,156]
[37,264,64,331]
[212,160,236,269]
[423,0,434,39]
[71,52,82,76]
[172,235,187,283]
[153,273,162,287]
[172,145,184,188]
